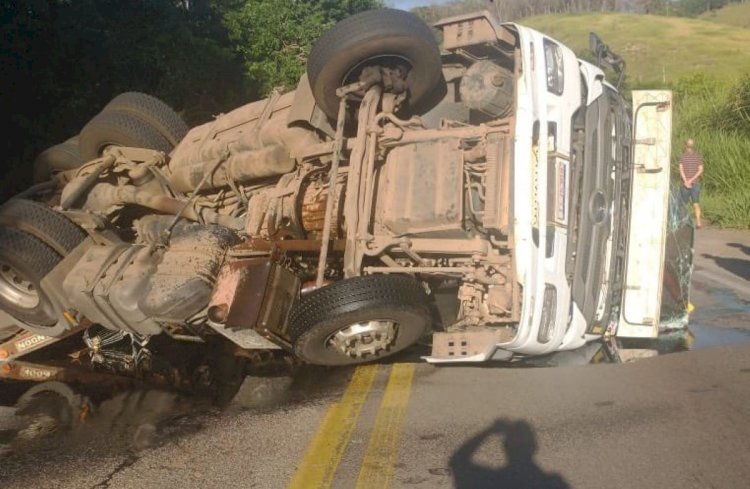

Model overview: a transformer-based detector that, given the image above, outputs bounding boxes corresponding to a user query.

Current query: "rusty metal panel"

[301,179,344,238]
[436,13,497,51]
[257,265,300,340]
[211,258,273,331]
[376,138,465,237]
[209,258,299,347]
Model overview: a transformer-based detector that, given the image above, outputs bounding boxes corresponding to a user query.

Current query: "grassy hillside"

[699,2,750,29]
[522,13,750,87]
[520,12,750,228]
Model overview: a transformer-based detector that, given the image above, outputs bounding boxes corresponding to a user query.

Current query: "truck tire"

[79,110,172,160]
[0,226,61,327]
[32,137,84,183]
[0,199,87,256]
[16,381,86,431]
[306,9,444,120]
[288,274,431,366]
[104,92,188,146]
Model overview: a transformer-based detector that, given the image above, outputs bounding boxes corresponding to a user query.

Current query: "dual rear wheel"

[33,92,188,182]
[79,92,188,160]
[0,199,86,336]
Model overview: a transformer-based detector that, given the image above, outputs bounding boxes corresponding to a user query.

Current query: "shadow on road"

[450,418,570,489]
[701,253,750,281]
[727,243,750,256]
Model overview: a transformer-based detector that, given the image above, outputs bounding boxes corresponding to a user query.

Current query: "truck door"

[617,90,673,338]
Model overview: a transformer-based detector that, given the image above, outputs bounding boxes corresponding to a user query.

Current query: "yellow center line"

[287,364,379,489]
[355,363,416,489]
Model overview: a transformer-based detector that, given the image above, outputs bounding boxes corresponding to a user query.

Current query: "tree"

[676,0,728,16]
[224,0,382,96]
[0,0,246,201]
[0,1,385,201]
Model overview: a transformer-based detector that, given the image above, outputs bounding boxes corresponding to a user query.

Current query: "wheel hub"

[329,320,398,359]
[0,261,39,309]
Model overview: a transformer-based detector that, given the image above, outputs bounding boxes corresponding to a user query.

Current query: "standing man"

[679,138,704,228]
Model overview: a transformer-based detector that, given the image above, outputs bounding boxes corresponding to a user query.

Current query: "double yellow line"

[287,363,416,489]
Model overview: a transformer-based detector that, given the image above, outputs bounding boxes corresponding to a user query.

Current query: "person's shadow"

[701,253,750,282]
[450,418,570,489]
[727,243,750,257]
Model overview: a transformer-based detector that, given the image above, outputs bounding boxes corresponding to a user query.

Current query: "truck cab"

[424,12,673,361]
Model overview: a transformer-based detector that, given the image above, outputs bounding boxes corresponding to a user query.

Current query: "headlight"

[544,39,564,95]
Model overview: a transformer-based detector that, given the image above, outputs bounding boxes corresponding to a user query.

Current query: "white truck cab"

[425,12,674,362]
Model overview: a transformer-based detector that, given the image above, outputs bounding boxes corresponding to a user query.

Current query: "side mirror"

[588,32,625,89]
[589,32,605,60]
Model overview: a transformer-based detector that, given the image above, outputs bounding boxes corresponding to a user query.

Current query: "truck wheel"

[16,381,86,431]
[32,137,84,182]
[288,274,431,366]
[0,199,87,256]
[104,92,188,146]
[0,227,61,327]
[79,110,172,160]
[306,9,444,120]
[0,201,86,336]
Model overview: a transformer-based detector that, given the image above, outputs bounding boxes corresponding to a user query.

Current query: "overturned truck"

[0,10,679,366]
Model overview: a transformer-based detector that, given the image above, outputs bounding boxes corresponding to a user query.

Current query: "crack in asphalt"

[91,453,140,489]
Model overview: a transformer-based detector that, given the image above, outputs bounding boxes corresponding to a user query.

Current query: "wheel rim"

[0,261,40,309]
[342,54,412,88]
[328,319,398,359]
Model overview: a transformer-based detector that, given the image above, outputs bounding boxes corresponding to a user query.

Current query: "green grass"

[680,133,750,229]
[671,75,750,228]
[520,12,750,228]
[699,2,750,29]
[522,13,750,87]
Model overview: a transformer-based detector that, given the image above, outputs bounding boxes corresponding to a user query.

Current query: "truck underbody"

[0,10,678,368]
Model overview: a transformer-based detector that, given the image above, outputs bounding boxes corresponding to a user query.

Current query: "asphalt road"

[1,228,748,489]
[689,229,750,331]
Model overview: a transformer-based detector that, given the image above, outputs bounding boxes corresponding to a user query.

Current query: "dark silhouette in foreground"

[450,418,570,489]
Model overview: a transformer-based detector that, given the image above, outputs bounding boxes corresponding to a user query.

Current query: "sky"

[387,0,457,10]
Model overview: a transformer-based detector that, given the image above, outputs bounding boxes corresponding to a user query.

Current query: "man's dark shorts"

[681,183,701,204]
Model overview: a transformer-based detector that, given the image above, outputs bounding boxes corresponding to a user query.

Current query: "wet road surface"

[0,229,748,488]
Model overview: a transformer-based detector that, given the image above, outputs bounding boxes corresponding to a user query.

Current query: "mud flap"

[617,91,673,338]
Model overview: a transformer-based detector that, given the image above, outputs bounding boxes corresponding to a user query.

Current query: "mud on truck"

[0,10,676,366]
